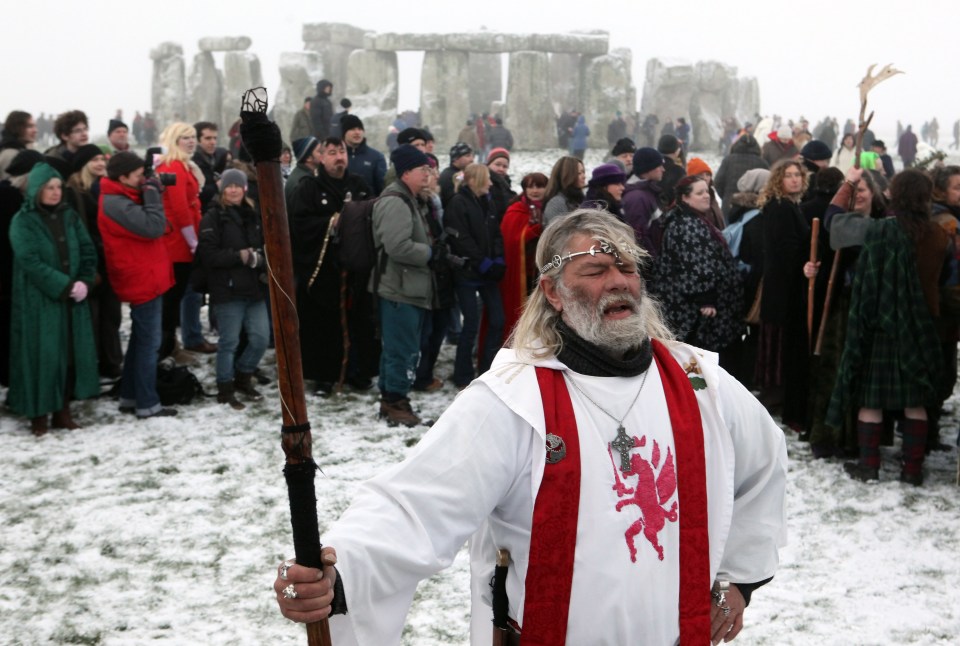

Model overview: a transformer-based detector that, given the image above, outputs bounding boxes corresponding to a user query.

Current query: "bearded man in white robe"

[274,209,788,646]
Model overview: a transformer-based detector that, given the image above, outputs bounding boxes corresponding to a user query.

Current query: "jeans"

[213,299,270,384]
[181,284,207,347]
[414,307,450,388]
[453,281,504,386]
[119,296,163,416]
[378,297,426,398]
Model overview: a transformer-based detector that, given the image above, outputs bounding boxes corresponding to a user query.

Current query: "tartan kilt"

[858,331,939,410]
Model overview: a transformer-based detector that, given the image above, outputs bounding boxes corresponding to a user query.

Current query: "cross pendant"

[610,424,635,472]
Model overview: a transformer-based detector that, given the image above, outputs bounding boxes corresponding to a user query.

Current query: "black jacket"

[197,200,267,305]
[193,148,230,211]
[487,172,516,222]
[444,186,504,282]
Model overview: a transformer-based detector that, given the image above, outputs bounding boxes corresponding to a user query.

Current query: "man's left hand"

[710,583,745,644]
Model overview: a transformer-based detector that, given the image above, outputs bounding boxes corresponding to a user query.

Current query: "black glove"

[429,239,449,269]
[143,177,164,194]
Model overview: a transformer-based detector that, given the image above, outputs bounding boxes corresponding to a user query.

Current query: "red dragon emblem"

[608,435,679,562]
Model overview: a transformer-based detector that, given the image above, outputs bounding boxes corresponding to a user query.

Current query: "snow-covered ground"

[2,148,960,645]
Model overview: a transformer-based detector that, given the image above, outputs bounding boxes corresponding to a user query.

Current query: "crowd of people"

[1,101,958,489]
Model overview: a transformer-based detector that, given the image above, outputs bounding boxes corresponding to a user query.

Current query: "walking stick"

[807,217,819,348]
[239,88,332,646]
[814,64,902,356]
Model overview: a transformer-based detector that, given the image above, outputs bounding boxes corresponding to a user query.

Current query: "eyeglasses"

[70,126,88,134]
[539,241,630,276]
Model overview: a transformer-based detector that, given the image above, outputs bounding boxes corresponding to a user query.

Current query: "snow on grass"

[2,148,960,644]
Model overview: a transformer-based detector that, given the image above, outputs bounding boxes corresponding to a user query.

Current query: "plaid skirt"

[858,331,938,410]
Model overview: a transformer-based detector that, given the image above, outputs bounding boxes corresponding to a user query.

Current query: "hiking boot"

[899,470,924,486]
[379,398,422,427]
[413,377,444,393]
[30,416,49,437]
[234,372,263,400]
[137,407,178,419]
[217,382,245,410]
[843,461,879,482]
[51,406,81,430]
[185,341,218,354]
[253,368,271,385]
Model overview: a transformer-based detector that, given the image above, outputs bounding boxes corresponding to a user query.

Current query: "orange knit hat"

[686,157,712,177]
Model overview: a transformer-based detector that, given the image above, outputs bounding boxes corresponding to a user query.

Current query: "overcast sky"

[2,0,954,143]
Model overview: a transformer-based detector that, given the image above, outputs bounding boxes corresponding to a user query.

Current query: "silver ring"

[279,559,295,581]
[282,583,298,599]
[722,605,731,617]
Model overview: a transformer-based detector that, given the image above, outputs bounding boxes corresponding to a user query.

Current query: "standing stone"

[150,42,186,129]
[420,50,470,150]
[738,77,761,123]
[580,51,632,151]
[197,36,252,52]
[274,52,325,145]
[221,52,263,133]
[468,53,502,117]
[187,51,223,126]
[550,53,581,113]
[302,23,367,93]
[640,58,697,138]
[689,61,737,152]
[345,49,399,151]
[505,52,554,150]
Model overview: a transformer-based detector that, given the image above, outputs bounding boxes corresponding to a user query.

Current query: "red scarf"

[521,340,711,644]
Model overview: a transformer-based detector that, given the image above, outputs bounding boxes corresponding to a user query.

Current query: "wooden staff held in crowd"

[807,217,819,348]
[238,88,332,646]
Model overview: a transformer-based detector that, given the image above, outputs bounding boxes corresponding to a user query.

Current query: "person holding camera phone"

[155,122,217,359]
[98,151,177,419]
[196,169,269,410]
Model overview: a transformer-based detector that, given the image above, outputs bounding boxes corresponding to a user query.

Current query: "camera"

[144,146,178,186]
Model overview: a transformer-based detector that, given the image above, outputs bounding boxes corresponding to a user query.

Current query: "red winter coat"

[156,159,202,263]
[98,178,174,306]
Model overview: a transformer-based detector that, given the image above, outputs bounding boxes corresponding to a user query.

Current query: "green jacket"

[371,180,433,309]
[7,163,99,417]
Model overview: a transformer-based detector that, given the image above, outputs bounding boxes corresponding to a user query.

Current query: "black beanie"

[340,114,364,133]
[657,134,680,155]
[397,127,426,145]
[108,119,128,135]
[107,151,144,180]
[6,149,43,177]
[390,144,430,176]
[72,143,104,173]
[801,140,832,161]
[43,156,72,180]
[611,137,636,157]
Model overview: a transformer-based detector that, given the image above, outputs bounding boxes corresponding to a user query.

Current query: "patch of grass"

[90,455,100,466]
[100,543,116,558]
[157,465,179,475]
[212,464,229,475]
[50,628,102,645]
[127,477,162,491]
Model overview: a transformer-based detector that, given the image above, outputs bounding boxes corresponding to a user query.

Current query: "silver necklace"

[567,370,649,473]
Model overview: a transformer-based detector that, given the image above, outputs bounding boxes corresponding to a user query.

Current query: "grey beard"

[559,286,649,357]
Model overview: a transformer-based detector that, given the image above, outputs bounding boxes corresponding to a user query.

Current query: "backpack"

[156,364,207,405]
[721,208,760,272]
[335,189,417,273]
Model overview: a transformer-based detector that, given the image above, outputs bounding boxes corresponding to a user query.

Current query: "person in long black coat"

[714,135,769,218]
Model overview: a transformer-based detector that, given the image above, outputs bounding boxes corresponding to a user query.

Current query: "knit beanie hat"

[632,147,664,176]
[686,157,712,177]
[44,156,72,180]
[108,119,128,135]
[72,143,104,173]
[397,127,426,145]
[340,114,364,133]
[588,163,627,188]
[736,168,771,194]
[486,147,510,165]
[449,141,473,162]
[106,151,144,180]
[801,140,832,161]
[219,168,248,191]
[6,149,43,177]
[610,137,636,157]
[390,144,430,176]
[657,134,681,155]
[776,125,793,142]
[292,136,319,164]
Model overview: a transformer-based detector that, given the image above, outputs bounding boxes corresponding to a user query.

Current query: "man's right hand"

[143,177,164,193]
[274,547,338,624]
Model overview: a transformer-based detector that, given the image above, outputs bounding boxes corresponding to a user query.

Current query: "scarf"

[555,318,652,377]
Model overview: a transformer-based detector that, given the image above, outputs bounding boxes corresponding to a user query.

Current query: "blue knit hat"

[292,136,319,164]
[390,144,430,176]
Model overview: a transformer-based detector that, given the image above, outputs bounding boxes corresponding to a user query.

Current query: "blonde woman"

[444,162,505,387]
[755,159,811,431]
[156,122,215,357]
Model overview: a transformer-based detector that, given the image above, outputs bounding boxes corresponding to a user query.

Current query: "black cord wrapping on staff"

[491,562,510,630]
[284,460,323,570]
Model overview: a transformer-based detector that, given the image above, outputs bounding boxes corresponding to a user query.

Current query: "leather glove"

[143,177,164,193]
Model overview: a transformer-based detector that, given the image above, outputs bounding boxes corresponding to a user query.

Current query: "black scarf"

[555,318,653,377]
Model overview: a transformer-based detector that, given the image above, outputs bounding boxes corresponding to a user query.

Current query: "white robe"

[325,342,788,645]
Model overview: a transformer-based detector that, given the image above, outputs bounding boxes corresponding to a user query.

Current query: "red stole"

[522,340,711,645]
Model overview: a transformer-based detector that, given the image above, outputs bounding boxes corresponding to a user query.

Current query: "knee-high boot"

[843,420,882,481]
[900,418,928,486]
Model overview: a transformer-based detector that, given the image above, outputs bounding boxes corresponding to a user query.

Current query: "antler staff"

[814,64,902,355]
[239,88,332,646]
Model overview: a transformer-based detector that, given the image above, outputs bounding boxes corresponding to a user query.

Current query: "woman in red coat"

[500,172,547,341]
[156,122,214,358]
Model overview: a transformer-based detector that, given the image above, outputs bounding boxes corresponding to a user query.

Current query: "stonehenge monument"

[152,25,759,153]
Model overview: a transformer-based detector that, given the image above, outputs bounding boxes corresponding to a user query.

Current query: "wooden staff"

[807,217,820,348]
[814,65,902,356]
[239,88,332,646]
